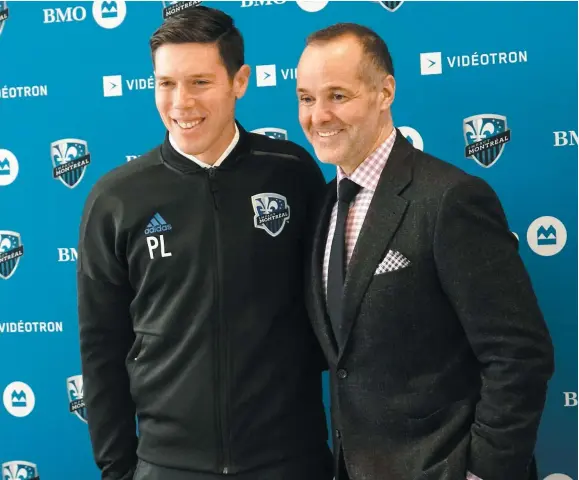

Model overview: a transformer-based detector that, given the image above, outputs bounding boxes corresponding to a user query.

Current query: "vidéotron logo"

[527,216,567,257]
[0,231,24,280]
[103,75,123,97]
[463,114,511,168]
[67,375,87,424]
[252,193,291,237]
[0,148,19,186]
[51,138,91,188]
[251,128,288,141]
[255,65,276,87]
[2,381,35,417]
[1,461,39,480]
[420,52,442,75]
[0,1,9,37]
[255,65,297,87]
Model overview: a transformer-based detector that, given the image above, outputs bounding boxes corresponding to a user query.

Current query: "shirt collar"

[336,128,397,192]
[169,123,240,169]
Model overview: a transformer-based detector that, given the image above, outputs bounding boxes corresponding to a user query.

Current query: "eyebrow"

[296,85,350,93]
[155,73,217,80]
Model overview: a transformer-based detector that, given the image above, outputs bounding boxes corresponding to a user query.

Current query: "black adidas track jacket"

[76,122,330,479]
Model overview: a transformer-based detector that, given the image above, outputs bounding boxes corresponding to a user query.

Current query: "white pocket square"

[374,250,411,275]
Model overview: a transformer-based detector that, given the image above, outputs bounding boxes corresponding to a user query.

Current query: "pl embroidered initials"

[145,213,173,259]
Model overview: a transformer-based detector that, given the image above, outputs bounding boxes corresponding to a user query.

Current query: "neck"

[341,120,394,176]
[195,121,237,166]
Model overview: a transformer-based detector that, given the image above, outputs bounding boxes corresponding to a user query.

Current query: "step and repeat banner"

[0,0,577,478]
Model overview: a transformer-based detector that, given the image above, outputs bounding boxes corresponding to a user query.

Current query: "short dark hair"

[306,23,395,82]
[149,6,244,80]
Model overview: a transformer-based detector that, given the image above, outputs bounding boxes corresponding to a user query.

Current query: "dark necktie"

[327,178,361,346]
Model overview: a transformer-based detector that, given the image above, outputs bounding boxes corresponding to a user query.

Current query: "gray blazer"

[306,131,555,480]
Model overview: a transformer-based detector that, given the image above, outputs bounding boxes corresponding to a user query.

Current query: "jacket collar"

[160,120,251,174]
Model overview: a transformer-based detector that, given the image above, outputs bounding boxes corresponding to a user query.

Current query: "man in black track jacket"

[76,6,332,480]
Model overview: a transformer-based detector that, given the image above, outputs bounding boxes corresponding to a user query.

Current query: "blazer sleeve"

[297,146,330,374]
[77,185,138,480]
[432,175,555,480]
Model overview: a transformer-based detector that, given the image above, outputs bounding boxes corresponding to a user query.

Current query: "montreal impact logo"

[2,461,39,480]
[463,114,511,168]
[0,1,9,37]
[379,1,405,12]
[67,375,87,423]
[0,231,24,280]
[251,127,288,141]
[252,193,291,237]
[51,138,91,189]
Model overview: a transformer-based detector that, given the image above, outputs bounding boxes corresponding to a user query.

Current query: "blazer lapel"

[308,179,339,364]
[339,132,414,358]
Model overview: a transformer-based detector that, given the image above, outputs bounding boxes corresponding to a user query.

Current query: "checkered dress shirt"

[323,128,397,297]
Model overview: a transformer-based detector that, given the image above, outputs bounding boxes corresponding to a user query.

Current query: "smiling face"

[154,42,250,164]
[296,34,395,174]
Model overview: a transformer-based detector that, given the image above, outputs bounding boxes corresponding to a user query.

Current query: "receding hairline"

[304,32,390,89]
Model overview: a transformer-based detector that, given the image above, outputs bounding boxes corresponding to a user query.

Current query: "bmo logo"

[553,130,577,147]
[240,0,285,6]
[43,0,126,28]
[58,248,77,262]
[563,392,578,407]
[43,5,87,23]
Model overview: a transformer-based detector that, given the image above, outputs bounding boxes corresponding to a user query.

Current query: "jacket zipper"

[208,167,230,474]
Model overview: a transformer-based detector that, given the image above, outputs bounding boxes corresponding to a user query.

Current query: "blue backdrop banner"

[0,1,577,479]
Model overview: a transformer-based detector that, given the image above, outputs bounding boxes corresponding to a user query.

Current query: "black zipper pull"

[207,167,219,210]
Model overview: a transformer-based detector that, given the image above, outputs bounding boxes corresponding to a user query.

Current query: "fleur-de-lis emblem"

[2,461,38,480]
[464,117,495,143]
[69,378,83,400]
[0,235,14,252]
[256,197,281,215]
[67,375,88,423]
[52,143,79,165]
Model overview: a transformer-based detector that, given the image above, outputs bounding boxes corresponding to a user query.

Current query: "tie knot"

[338,178,361,204]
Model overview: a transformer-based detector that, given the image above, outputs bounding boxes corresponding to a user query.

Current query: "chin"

[314,148,342,167]
[173,137,202,156]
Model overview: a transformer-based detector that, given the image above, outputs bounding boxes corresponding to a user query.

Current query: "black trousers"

[336,449,539,480]
[336,450,349,480]
[133,449,334,480]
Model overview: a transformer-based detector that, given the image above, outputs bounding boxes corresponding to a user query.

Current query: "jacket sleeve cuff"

[467,471,484,480]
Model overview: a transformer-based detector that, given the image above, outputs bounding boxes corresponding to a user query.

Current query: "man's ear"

[233,64,251,99]
[379,74,396,111]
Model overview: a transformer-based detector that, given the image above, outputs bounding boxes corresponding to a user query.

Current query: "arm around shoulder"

[77,185,138,480]
[432,175,555,480]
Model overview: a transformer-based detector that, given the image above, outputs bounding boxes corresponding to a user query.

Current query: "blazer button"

[337,369,348,379]
[335,429,341,439]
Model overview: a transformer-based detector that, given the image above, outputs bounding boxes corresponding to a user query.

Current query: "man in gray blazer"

[296,22,555,480]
